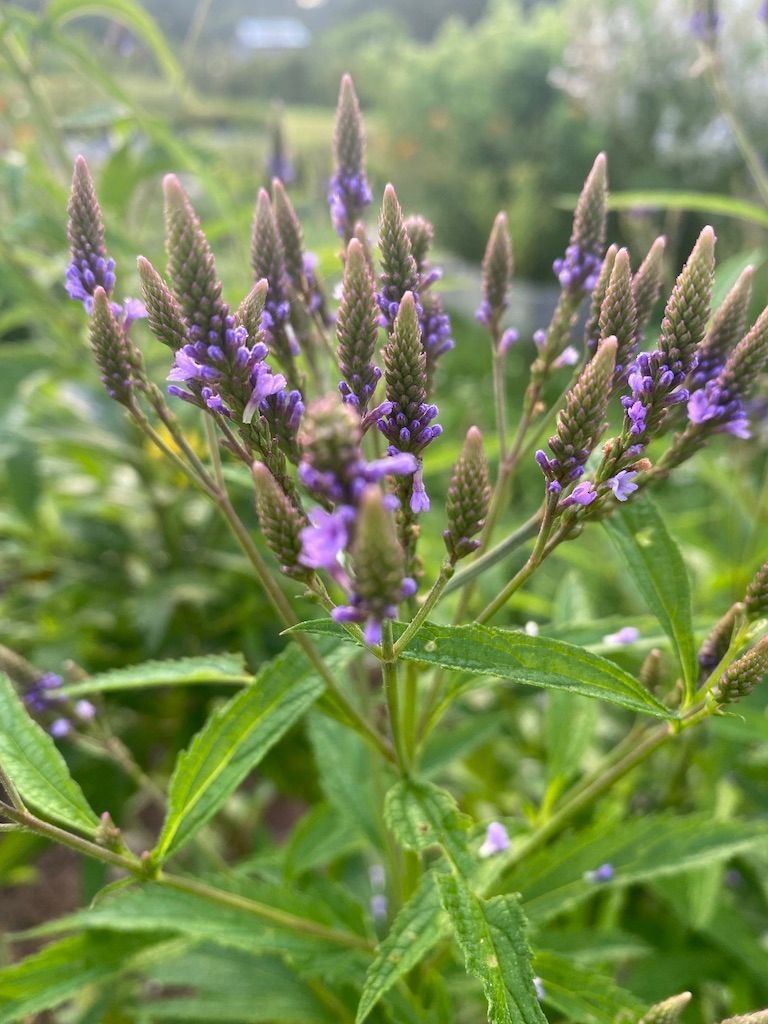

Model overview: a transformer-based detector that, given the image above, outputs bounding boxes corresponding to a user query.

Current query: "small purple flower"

[560,480,597,508]
[370,894,388,921]
[603,626,640,646]
[533,977,545,1001]
[499,328,519,355]
[533,328,547,349]
[479,821,510,858]
[299,507,353,571]
[625,400,647,435]
[553,243,602,295]
[50,718,71,739]
[687,381,750,439]
[74,699,97,721]
[329,171,373,239]
[369,863,386,889]
[553,345,579,369]
[584,862,615,883]
[608,470,638,502]
[410,468,430,513]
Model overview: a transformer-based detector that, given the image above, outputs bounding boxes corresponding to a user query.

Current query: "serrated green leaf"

[356,871,446,1024]
[508,814,768,924]
[384,779,474,873]
[0,933,156,1024]
[0,673,100,834]
[60,653,252,698]
[30,879,368,965]
[532,951,646,1023]
[604,495,697,693]
[437,874,547,1024]
[154,644,348,860]
[290,620,673,719]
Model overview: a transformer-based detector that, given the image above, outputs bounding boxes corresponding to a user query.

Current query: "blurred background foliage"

[1,0,768,1014]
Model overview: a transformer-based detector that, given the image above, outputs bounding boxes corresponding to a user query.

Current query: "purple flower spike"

[608,470,638,502]
[479,821,510,858]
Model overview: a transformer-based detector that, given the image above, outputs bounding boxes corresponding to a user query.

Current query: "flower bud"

[538,336,617,490]
[599,248,637,380]
[698,603,744,679]
[337,237,381,412]
[252,462,309,579]
[163,174,226,341]
[329,75,372,240]
[478,211,513,327]
[444,427,491,562]
[272,178,305,289]
[639,992,692,1024]
[378,184,419,330]
[66,155,116,312]
[713,637,768,705]
[632,236,666,345]
[584,244,617,353]
[137,256,188,351]
[692,264,752,388]
[659,226,715,380]
[405,214,434,274]
[89,288,134,406]
[744,561,768,621]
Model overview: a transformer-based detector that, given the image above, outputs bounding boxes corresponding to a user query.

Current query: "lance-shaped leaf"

[0,932,158,1024]
[0,673,100,834]
[59,653,253,698]
[437,874,547,1024]
[356,871,447,1024]
[384,778,474,874]
[153,644,352,861]
[603,494,697,694]
[289,620,674,719]
[532,951,646,1024]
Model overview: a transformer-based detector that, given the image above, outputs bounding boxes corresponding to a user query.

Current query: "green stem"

[393,562,454,657]
[476,495,559,623]
[382,622,410,774]
[0,761,26,812]
[203,413,225,491]
[0,801,373,952]
[443,510,542,596]
[492,343,509,465]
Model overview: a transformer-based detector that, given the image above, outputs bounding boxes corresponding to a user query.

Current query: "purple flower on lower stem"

[479,821,510,858]
[333,575,416,646]
[24,672,63,713]
[608,470,638,501]
[603,626,640,646]
[410,468,430,513]
[533,328,547,349]
[584,862,615,883]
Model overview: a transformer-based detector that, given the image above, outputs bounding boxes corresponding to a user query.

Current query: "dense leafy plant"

[1,72,768,1024]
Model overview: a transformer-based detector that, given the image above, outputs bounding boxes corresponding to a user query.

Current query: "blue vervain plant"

[1,73,768,1024]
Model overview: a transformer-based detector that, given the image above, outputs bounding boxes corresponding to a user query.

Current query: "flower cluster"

[24,671,95,738]
[297,398,416,642]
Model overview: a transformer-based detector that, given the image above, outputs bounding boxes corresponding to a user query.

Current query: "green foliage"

[0,673,100,833]
[604,495,698,695]
[436,875,547,1024]
[292,618,674,718]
